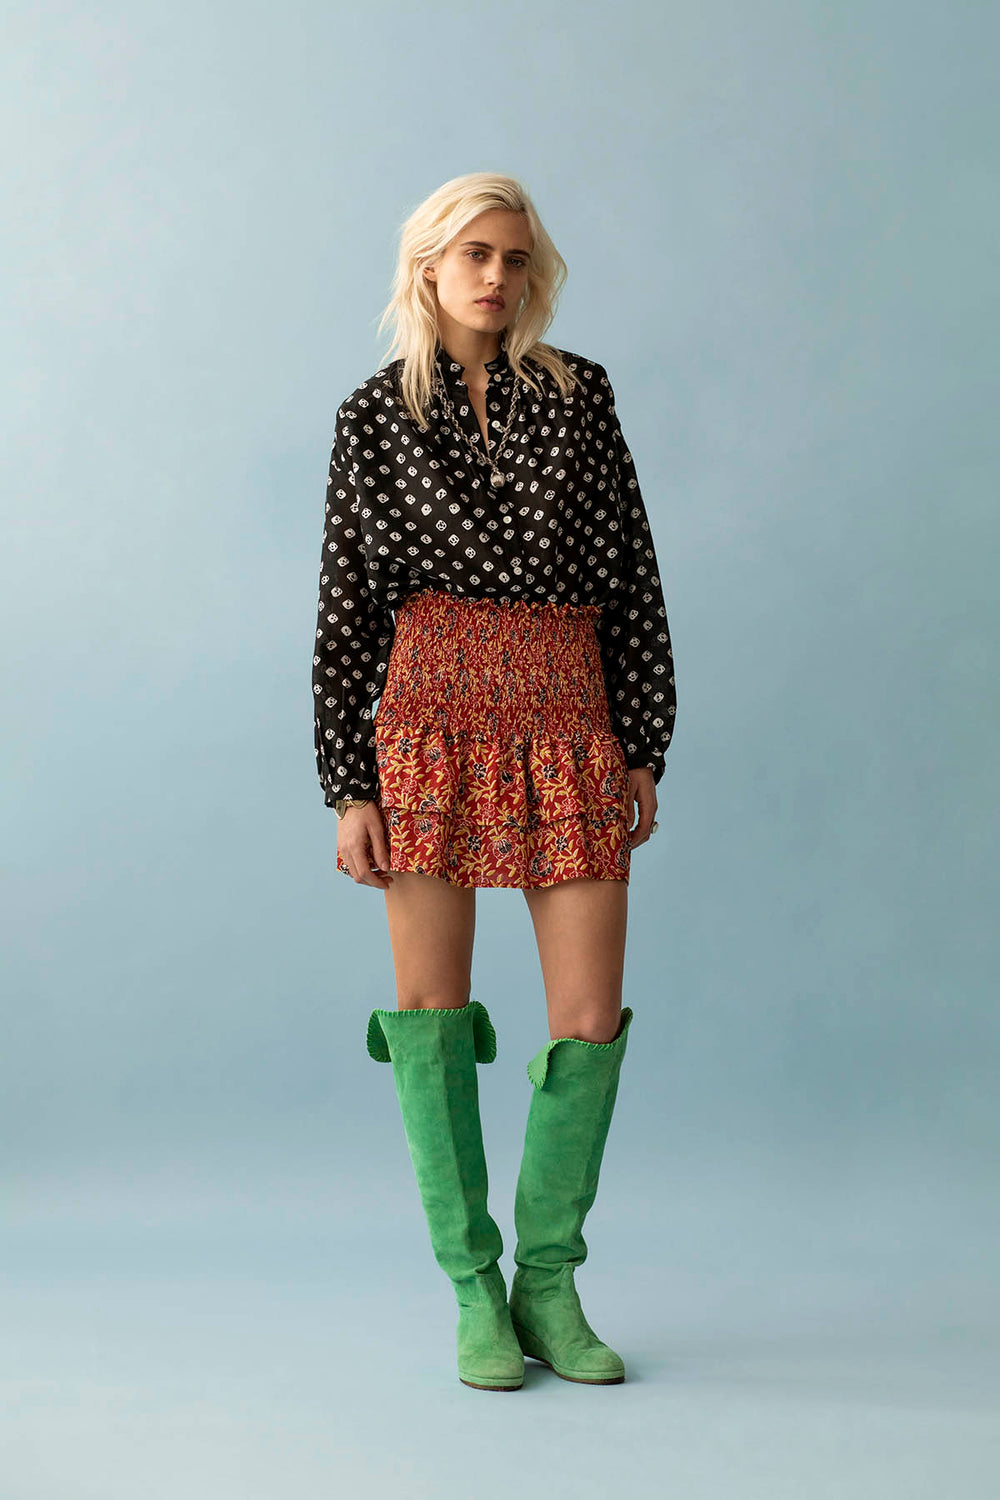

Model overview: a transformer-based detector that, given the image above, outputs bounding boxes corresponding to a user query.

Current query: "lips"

[477,297,504,308]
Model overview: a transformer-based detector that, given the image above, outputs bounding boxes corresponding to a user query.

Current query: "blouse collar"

[434,328,512,382]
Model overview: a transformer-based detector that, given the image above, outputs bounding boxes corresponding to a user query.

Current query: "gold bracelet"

[334,797,372,819]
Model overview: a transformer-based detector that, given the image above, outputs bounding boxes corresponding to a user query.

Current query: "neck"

[435,317,503,375]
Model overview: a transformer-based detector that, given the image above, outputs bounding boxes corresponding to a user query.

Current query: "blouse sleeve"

[592,365,677,784]
[312,406,396,807]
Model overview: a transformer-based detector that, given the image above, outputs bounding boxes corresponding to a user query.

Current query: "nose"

[486,257,506,289]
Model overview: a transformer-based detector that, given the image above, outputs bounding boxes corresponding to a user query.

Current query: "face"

[423,208,532,337]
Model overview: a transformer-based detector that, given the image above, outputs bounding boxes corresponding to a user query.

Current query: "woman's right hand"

[338,803,395,889]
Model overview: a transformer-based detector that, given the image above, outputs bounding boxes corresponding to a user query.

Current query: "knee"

[396,988,472,1012]
[551,1006,623,1045]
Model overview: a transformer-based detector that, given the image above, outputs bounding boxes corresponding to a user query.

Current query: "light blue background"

[3,2,998,1495]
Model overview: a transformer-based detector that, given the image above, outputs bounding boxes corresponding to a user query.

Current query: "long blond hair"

[376,172,583,428]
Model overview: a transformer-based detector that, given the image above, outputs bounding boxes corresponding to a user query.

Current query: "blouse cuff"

[324,781,381,809]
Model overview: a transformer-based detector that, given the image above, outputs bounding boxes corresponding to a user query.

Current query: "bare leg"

[521,877,628,1041]
[384,870,477,1011]
[374,869,522,1389]
[511,875,632,1383]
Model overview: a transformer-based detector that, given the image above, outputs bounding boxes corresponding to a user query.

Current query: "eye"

[465,250,529,267]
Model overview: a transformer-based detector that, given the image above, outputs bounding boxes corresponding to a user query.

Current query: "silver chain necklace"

[432,370,523,489]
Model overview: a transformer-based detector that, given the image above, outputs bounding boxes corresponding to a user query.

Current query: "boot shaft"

[367,1000,504,1285]
[514,1007,633,1274]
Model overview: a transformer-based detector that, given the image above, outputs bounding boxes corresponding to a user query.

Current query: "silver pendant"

[490,469,505,488]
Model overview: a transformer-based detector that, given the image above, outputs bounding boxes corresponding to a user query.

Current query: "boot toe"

[560,1341,625,1382]
[458,1359,524,1389]
[456,1306,525,1388]
[510,1289,627,1384]
[457,1349,525,1388]
[516,1323,625,1382]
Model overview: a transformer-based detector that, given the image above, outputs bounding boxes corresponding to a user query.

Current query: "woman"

[313,172,676,1391]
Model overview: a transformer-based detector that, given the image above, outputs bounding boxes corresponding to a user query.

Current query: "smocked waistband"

[396,587,603,620]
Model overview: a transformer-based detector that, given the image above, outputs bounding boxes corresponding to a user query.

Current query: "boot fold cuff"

[525,1006,634,1090]
[366,1009,393,1061]
[365,999,498,1064]
[469,999,498,1063]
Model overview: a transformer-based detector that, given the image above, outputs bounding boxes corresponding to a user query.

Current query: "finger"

[353,828,393,889]
[630,793,656,845]
[360,821,393,887]
[370,819,393,878]
[624,787,638,832]
[359,858,393,890]
[350,847,379,888]
[341,835,373,885]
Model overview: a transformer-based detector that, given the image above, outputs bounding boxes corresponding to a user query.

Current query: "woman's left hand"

[625,766,658,849]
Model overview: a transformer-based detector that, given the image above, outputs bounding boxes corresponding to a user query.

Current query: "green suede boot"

[509,1006,634,1385]
[366,999,524,1391]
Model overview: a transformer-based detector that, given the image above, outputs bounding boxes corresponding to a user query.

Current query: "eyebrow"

[459,240,533,258]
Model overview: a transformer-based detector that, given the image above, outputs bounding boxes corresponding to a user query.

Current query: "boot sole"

[459,1375,524,1391]
[512,1321,625,1385]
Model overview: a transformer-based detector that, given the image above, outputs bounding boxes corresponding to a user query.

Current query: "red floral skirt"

[336,589,632,889]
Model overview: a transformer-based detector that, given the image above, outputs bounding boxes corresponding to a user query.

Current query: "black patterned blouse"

[313,337,677,806]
